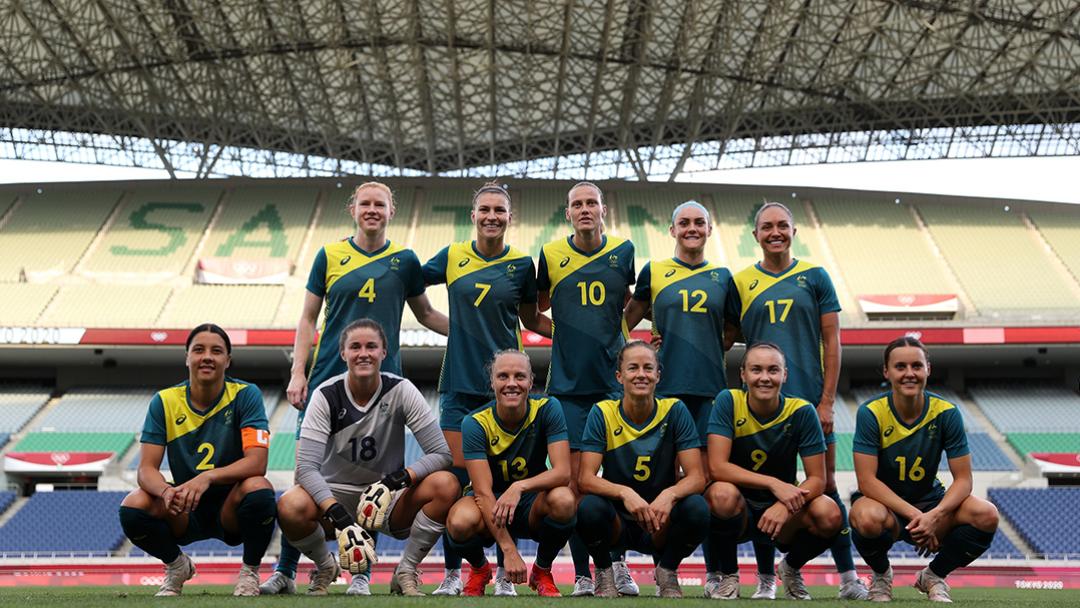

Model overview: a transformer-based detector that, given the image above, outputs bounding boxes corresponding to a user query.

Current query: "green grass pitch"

[2,585,1078,607]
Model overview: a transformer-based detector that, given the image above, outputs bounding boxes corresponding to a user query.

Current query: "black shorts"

[851,491,943,546]
[177,486,241,546]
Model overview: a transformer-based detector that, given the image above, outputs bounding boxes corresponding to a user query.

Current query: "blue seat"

[0,491,126,557]
[989,487,1080,558]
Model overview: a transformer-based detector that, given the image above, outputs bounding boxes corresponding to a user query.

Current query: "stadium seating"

[989,487,1080,558]
[411,187,474,261]
[1005,433,1080,458]
[13,431,134,455]
[516,186,569,257]
[1,284,58,325]
[200,186,318,265]
[38,284,170,328]
[1026,207,1080,285]
[0,491,126,557]
[157,284,284,328]
[812,197,954,298]
[0,491,14,517]
[268,406,299,470]
[917,202,1080,317]
[35,388,153,432]
[81,186,220,275]
[0,387,50,433]
[0,188,120,282]
[0,433,9,450]
[969,383,1080,433]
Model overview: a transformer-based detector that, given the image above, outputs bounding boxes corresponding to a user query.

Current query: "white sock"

[291,527,330,565]
[840,570,858,584]
[166,553,188,569]
[398,510,444,572]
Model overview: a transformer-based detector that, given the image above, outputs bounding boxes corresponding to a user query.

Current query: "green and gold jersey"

[140,378,270,487]
[423,241,538,396]
[306,239,424,387]
[580,398,700,504]
[537,235,635,395]
[633,258,738,397]
[853,391,969,504]
[732,260,840,405]
[461,396,568,494]
[708,389,825,505]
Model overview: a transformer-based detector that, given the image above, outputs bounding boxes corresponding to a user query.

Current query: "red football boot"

[529,565,561,597]
[462,562,493,597]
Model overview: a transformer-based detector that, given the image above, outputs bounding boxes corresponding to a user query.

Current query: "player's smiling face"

[616,345,660,400]
[740,347,787,403]
[342,327,386,380]
[884,345,930,398]
[350,186,394,235]
[186,331,230,383]
[491,352,532,411]
[472,192,511,240]
[754,207,796,255]
[671,206,711,253]
[566,185,605,232]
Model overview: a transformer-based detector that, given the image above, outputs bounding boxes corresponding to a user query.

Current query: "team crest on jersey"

[608,254,619,267]
[224,409,233,424]
[390,257,401,270]
[926,422,938,440]
[506,263,517,276]
[749,279,759,290]
[796,275,809,289]
[379,401,390,415]
[559,256,571,267]
[340,255,351,265]
[664,269,676,278]
[710,271,720,283]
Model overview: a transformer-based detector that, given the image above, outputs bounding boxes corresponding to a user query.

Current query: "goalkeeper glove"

[324,502,355,531]
[381,468,412,491]
[337,525,377,574]
[357,482,395,529]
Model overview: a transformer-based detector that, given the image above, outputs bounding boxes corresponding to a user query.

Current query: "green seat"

[14,432,134,455]
[1006,433,1080,457]
[268,434,296,470]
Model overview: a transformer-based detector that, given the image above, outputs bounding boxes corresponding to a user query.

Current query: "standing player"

[263,181,448,596]
[850,337,999,602]
[575,341,710,598]
[275,319,459,596]
[445,350,576,597]
[731,201,866,600]
[705,343,842,600]
[119,324,276,597]
[423,181,551,595]
[623,200,742,598]
[536,180,636,596]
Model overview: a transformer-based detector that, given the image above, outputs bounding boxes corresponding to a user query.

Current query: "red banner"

[859,294,959,315]
[195,258,292,284]
[4,452,113,473]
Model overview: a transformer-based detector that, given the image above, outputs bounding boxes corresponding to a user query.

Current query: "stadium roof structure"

[1,0,1079,180]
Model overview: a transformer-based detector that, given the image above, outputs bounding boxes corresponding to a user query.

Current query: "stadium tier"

[0,387,50,433]
[158,284,284,328]
[968,383,1080,433]
[35,388,153,433]
[200,186,318,267]
[13,431,134,455]
[989,488,1080,559]
[1027,207,1080,286]
[0,491,14,517]
[0,491,127,557]
[38,284,170,328]
[2,284,57,325]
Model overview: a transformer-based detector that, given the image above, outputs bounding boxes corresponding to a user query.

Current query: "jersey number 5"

[633,455,651,481]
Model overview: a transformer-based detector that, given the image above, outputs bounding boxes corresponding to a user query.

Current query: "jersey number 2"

[195,442,215,470]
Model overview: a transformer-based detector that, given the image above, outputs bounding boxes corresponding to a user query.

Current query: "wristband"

[325,502,355,530]
[381,468,411,491]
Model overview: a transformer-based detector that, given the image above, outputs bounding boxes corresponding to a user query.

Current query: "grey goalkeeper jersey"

[297,372,451,503]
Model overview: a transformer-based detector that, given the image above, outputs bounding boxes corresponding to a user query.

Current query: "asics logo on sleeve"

[175,414,187,425]
[559,256,571,267]
[340,256,351,265]
[664,269,676,277]
[458,259,471,267]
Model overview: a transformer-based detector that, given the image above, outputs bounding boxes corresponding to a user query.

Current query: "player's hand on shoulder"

[338,524,378,574]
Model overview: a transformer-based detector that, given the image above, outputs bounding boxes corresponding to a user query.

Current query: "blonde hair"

[472,180,511,209]
[348,181,395,209]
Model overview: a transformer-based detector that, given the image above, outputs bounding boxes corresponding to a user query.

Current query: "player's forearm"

[798,474,825,501]
[668,471,706,500]
[513,467,569,494]
[291,317,318,375]
[819,326,841,405]
[296,436,334,504]
[858,475,920,520]
[580,473,632,502]
[410,422,453,480]
[934,476,971,516]
[713,461,781,492]
[519,308,553,338]
[410,296,449,336]
[202,450,267,485]
[473,491,519,553]
[137,465,172,498]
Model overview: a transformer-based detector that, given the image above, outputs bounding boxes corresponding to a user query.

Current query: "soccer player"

[850,337,999,602]
[275,319,458,596]
[731,201,866,600]
[576,340,710,599]
[263,181,448,595]
[119,324,275,597]
[705,342,842,600]
[445,350,575,597]
[623,200,742,598]
[536,180,636,596]
[423,181,551,595]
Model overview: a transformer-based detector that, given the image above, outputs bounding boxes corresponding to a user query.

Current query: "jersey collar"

[347,237,392,257]
[746,392,786,427]
[754,258,799,278]
[471,240,510,262]
[566,234,607,257]
[185,380,227,416]
[887,390,931,429]
[672,256,709,271]
[344,375,384,412]
[618,397,659,431]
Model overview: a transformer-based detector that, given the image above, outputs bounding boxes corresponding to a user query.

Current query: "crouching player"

[851,337,999,602]
[705,342,841,600]
[576,341,709,598]
[276,319,459,595]
[119,323,276,596]
[446,350,576,597]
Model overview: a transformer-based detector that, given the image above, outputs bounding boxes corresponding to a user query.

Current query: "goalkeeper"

[276,319,457,595]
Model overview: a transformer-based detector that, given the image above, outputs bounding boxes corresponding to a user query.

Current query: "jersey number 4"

[357,278,377,303]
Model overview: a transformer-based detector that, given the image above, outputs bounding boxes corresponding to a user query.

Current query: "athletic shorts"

[439,392,491,432]
[666,394,713,444]
[330,484,410,540]
[851,491,943,546]
[464,490,540,541]
[556,392,619,450]
[178,486,241,546]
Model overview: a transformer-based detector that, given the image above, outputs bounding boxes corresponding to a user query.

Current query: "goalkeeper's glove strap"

[381,468,411,491]
[325,502,355,530]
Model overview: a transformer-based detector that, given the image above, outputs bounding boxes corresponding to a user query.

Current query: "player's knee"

[426,470,462,505]
[675,494,710,528]
[810,496,842,536]
[120,488,155,511]
[705,482,743,518]
[277,487,315,525]
[576,494,614,529]
[119,505,164,539]
[446,500,482,540]
[545,487,576,522]
[849,499,888,536]
[238,476,273,495]
[968,498,999,532]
